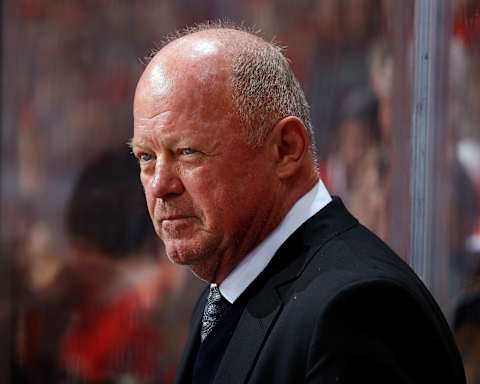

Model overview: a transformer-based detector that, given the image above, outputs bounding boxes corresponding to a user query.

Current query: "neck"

[204,174,320,284]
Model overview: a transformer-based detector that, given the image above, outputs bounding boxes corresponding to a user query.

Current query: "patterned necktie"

[201,285,230,342]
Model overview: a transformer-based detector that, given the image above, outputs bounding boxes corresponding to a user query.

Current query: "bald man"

[130,23,465,384]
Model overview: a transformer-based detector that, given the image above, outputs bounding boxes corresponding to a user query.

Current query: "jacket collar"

[213,197,358,384]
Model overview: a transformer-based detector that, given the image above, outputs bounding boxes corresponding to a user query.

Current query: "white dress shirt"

[218,180,332,304]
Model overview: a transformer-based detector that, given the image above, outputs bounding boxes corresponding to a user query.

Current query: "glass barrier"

[1,0,479,382]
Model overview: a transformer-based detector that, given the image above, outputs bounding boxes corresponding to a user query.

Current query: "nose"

[147,159,184,199]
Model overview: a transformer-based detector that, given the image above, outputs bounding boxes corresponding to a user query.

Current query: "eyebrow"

[126,138,144,150]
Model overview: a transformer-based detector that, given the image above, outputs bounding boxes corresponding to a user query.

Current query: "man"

[130,23,465,384]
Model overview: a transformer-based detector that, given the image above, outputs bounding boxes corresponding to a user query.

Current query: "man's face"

[131,43,277,281]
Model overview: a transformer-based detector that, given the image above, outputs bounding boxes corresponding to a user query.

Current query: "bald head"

[135,32,230,119]
[137,23,315,151]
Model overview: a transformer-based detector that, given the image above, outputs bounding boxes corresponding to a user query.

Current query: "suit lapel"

[213,282,283,384]
[175,288,208,384]
[213,217,312,384]
[213,198,358,384]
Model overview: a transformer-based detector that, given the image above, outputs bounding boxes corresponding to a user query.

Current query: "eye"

[136,151,153,163]
[180,147,196,156]
[141,153,152,161]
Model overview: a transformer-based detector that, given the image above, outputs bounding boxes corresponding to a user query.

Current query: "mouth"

[157,215,196,238]
[158,215,195,224]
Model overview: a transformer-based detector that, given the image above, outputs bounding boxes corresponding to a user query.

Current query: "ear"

[269,116,310,179]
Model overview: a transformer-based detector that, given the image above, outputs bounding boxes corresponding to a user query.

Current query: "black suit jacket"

[176,198,466,384]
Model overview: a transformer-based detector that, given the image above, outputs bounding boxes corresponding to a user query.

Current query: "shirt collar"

[218,180,331,304]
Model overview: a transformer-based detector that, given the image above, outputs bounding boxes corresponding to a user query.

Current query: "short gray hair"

[231,41,314,148]
[152,21,315,150]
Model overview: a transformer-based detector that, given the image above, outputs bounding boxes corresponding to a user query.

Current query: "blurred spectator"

[327,87,388,239]
[454,273,480,384]
[16,147,180,383]
[449,5,480,380]
[368,38,394,147]
[449,158,480,293]
[451,0,480,141]
[308,0,382,157]
[449,139,480,384]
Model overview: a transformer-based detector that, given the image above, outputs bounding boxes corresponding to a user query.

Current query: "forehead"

[134,36,234,118]
[132,44,243,147]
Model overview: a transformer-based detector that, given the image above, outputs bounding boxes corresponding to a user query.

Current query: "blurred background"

[1,0,480,383]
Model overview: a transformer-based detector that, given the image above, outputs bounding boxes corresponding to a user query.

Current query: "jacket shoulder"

[294,224,465,383]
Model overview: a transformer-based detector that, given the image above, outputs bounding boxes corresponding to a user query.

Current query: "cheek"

[196,169,261,219]
[181,153,270,224]
[182,168,235,215]
[144,191,155,217]
[140,175,155,216]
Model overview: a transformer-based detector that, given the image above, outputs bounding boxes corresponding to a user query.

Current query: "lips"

[158,215,196,238]
[153,202,198,226]
[158,215,194,222]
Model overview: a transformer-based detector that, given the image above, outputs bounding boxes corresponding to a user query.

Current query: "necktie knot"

[201,285,230,342]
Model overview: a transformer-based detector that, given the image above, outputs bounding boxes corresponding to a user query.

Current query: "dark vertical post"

[411,0,452,312]
[388,0,413,261]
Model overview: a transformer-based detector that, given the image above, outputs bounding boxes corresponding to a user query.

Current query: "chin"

[164,247,196,266]
[164,239,206,265]
[164,241,221,282]
[189,263,218,283]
